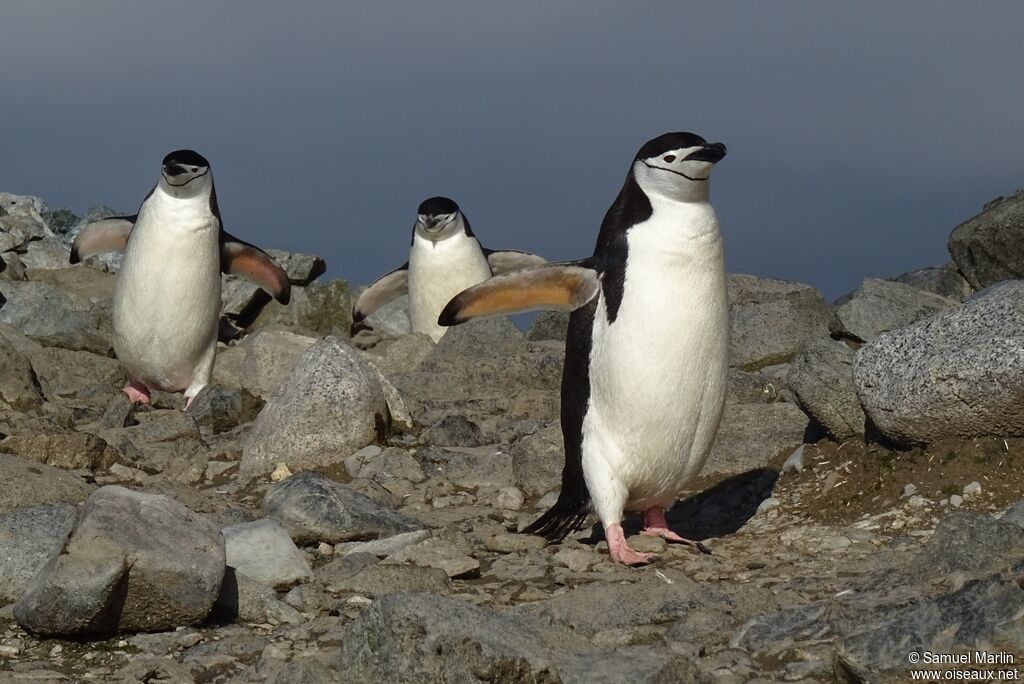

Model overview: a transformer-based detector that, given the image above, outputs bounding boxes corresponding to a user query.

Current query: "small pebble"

[782,445,805,474]
[317,542,333,556]
[627,534,666,554]
[950,494,964,508]
[757,497,781,514]
[270,463,293,482]
[493,487,525,510]
[901,483,917,498]
[963,481,982,498]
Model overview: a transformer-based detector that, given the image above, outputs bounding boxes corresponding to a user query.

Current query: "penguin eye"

[191,167,198,173]
[663,155,676,163]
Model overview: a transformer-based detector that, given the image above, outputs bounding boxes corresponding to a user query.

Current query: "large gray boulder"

[263,471,422,545]
[0,193,51,253]
[241,336,388,480]
[786,337,865,439]
[222,518,312,590]
[239,328,317,399]
[0,503,78,604]
[14,486,225,635]
[855,280,1024,444]
[891,261,973,302]
[0,280,112,355]
[948,190,1024,289]
[727,274,833,370]
[831,278,957,342]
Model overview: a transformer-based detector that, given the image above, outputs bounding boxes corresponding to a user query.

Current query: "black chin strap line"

[640,160,708,182]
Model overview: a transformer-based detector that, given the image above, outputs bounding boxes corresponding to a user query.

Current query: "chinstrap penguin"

[351,196,544,342]
[71,149,290,409]
[439,133,729,565]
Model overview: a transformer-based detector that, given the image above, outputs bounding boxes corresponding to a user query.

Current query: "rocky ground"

[1,189,1024,683]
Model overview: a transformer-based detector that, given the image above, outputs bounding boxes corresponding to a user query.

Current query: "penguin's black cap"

[635,132,721,161]
[162,149,210,169]
[417,196,459,216]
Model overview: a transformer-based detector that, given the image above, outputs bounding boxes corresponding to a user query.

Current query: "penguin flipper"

[482,248,547,275]
[220,234,291,305]
[69,215,136,263]
[438,261,599,326]
[351,264,409,333]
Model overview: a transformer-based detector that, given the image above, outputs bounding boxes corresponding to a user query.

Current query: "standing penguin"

[71,149,290,408]
[351,196,544,342]
[439,133,729,565]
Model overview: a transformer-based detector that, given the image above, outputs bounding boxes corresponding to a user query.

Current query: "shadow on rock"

[663,468,779,540]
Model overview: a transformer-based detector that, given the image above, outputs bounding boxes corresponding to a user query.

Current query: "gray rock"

[0,193,51,252]
[832,277,957,342]
[249,278,352,338]
[322,563,450,596]
[704,402,808,475]
[265,249,326,285]
[727,274,833,370]
[0,430,118,471]
[333,592,700,683]
[241,337,388,480]
[41,207,79,245]
[511,423,563,498]
[948,190,1024,289]
[19,238,69,272]
[0,325,125,401]
[222,518,313,590]
[892,261,974,302]
[0,333,42,411]
[431,316,525,360]
[365,333,434,375]
[907,512,1024,580]
[213,568,304,626]
[526,311,570,341]
[0,504,77,604]
[786,337,865,439]
[382,537,480,579]
[14,486,225,635]
[220,275,266,320]
[0,454,94,515]
[186,384,262,435]
[0,280,112,355]
[422,415,485,447]
[854,280,1024,444]
[239,328,317,399]
[999,499,1024,528]
[335,529,432,557]
[353,446,425,485]
[263,471,423,544]
[364,294,411,338]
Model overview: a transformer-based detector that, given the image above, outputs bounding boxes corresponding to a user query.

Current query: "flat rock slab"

[854,280,1024,444]
[0,503,77,604]
[14,486,225,635]
[333,592,701,683]
[222,518,313,590]
[0,454,95,515]
[0,280,112,355]
[832,277,957,342]
[263,471,423,545]
[241,336,388,480]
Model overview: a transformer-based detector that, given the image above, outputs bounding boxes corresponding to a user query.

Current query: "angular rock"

[335,529,432,558]
[0,325,125,401]
[422,415,486,447]
[0,280,112,355]
[334,592,700,683]
[239,328,316,399]
[352,446,425,485]
[249,279,352,338]
[907,512,1024,580]
[322,563,450,596]
[0,454,95,515]
[0,504,77,604]
[14,486,225,635]
[0,431,118,470]
[431,316,525,361]
[0,193,51,252]
[854,280,1024,444]
[786,337,865,439]
[363,294,411,338]
[0,334,42,411]
[727,274,833,370]
[222,518,313,590]
[511,423,563,498]
[382,537,480,578]
[892,261,974,302]
[831,277,957,342]
[19,238,69,272]
[526,311,570,341]
[265,249,326,285]
[213,568,304,626]
[263,471,422,544]
[241,337,388,480]
[186,384,262,435]
[948,190,1024,289]
[704,402,808,475]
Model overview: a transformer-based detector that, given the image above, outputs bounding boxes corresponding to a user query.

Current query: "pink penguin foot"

[605,523,657,566]
[641,508,712,555]
[122,381,151,405]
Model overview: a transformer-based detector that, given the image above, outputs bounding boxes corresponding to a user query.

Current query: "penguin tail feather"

[521,491,590,542]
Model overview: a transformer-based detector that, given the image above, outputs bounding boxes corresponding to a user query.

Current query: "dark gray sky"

[3,2,1022,300]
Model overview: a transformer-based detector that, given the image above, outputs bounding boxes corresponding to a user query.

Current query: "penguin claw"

[604,523,657,566]
[122,382,151,405]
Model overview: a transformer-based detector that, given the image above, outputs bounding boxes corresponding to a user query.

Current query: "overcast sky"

[3,2,1022,300]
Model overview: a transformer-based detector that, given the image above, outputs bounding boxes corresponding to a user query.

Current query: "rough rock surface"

[705,402,808,475]
[786,337,864,439]
[892,261,974,301]
[855,280,1024,444]
[832,277,958,342]
[222,518,313,590]
[241,336,388,480]
[727,274,833,370]
[0,504,77,603]
[14,486,225,635]
[0,454,95,515]
[948,189,1024,289]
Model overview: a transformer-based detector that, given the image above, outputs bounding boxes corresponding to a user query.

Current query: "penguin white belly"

[583,205,729,513]
[112,195,221,392]
[408,233,492,342]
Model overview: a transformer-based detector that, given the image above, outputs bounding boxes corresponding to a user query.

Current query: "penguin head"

[414,196,469,243]
[632,132,726,203]
[158,149,213,198]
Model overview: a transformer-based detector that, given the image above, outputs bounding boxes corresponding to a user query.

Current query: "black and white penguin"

[351,196,544,342]
[71,149,290,408]
[439,133,729,564]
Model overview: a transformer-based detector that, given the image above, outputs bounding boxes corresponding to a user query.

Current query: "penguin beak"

[163,163,187,177]
[684,143,727,164]
[422,217,444,232]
